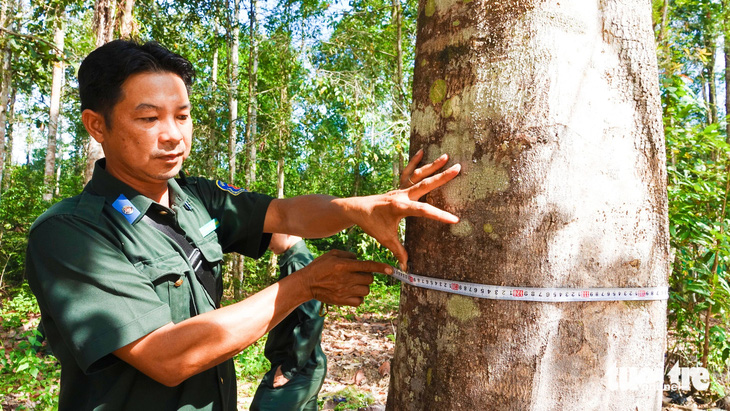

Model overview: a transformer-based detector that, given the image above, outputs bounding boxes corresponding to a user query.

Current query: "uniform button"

[174,278,184,287]
[159,210,168,215]
[220,377,224,384]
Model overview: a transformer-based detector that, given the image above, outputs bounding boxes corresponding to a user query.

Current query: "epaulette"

[30,191,106,232]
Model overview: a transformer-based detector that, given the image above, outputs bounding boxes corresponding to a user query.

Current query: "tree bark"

[244,0,259,188]
[387,1,669,409]
[118,0,135,39]
[227,0,240,184]
[0,0,15,194]
[725,0,730,142]
[44,7,65,202]
[392,0,406,188]
[85,0,120,184]
[705,37,718,125]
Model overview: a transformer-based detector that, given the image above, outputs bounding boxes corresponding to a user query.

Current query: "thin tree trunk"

[267,158,285,278]
[118,0,135,38]
[85,0,118,183]
[388,1,669,409]
[0,0,15,194]
[206,44,219,174]
[3,89,16,192]
[392,0,405,188]
[706,37,718,125]
[44,8,65,202]
[725,0,730,142]
[244,0,259,188]
[227,0,240,184]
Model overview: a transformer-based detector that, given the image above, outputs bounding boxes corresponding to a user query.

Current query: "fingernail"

[385,267,393,275]
[451,163,461,173]
[417,148,423,155]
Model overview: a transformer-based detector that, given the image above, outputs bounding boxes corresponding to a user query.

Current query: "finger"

[380,237,408,271]
[408,163,461,200]
[405,201,460,224]
[349,284,372,297]
[325,249,358,259]
[350,261,393,276]
[400,148,424,187]
[342,296,366,307]
[409,153,449,186]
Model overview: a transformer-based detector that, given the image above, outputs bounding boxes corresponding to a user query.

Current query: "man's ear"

[82,109,106,143]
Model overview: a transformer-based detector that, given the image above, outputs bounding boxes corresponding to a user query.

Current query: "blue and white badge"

[112,194,141,224]
[216,180,247,196]
[199,219,219,237]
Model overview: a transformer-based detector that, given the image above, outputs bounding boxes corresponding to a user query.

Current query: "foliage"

[0,286,60,410]
[663,55,730,399]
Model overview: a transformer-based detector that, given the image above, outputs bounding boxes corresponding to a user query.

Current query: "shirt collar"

[85,159,189,222]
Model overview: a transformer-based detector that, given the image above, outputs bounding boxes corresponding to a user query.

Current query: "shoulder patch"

[216,180,247,196]
[111,194,141,224]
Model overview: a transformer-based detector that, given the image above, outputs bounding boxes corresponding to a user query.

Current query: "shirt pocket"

[134,253,193,324]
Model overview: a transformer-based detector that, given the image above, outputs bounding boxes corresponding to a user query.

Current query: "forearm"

[114,273,310,386]
[265,195,362,238]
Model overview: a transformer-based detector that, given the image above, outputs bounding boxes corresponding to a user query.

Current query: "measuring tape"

[391,268,668,302]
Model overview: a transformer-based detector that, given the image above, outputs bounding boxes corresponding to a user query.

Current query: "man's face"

[99,71,193,191]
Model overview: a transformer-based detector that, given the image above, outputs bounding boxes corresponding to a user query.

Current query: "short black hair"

[78,39,195,127]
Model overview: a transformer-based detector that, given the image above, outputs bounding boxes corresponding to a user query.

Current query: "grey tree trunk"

[387,1,669,410]
[0,0,16,193]
[391,0,406,188]
[244,0,259,188]
[118,0,135,38]
[227,0,240,184]
[85,0,121,184]
[43,8,65,202]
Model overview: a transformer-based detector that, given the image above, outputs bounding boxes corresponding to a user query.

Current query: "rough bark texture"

[244,0,259,188]
[43,9,65,202]
[387,1,669,409]
[228,0,240,184]
[0,0,15,191]
[85,0,121,184]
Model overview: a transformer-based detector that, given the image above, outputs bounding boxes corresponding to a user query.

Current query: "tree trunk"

[227,0,240,184]
[2,89,16,192]
[244,0,259,188]
[85,0,119,184]
[118,0,135,39]
[392,0,406,188]
[725,0,730,142]
[0,0,15,194]
[387,1,669,409]
[705,37,718,125]
[44,7,65,202]
[267,158,285,278]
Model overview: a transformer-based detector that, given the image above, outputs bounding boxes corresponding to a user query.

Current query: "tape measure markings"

[391,268,668,302]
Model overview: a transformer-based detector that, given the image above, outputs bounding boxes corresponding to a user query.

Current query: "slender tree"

[0,0,16,192]
[244,0,258,187]
[43,5,65,202]
[388,1,669,408]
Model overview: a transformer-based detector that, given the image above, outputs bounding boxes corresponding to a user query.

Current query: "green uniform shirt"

[26,160,273,411]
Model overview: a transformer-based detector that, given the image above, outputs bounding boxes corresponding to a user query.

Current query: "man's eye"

[141,117,157,122]
[177,115,189,121]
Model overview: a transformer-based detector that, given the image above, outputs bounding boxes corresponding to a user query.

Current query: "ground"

[237,310,397,410]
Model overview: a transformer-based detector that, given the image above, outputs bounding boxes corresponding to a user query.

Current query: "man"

[250,234,325,411]
[25,39,460,410]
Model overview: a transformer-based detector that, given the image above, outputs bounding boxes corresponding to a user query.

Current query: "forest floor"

[237,310,397,410]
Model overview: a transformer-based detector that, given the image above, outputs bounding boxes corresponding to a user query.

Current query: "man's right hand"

[293,249,392,307]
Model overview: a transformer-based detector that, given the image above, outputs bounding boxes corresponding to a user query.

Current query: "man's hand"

[400,148,450,190]
[293,249,391,306]
[272,365,289,388]
[341,157,460,270]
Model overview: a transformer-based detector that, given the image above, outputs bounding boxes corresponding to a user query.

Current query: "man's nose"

[160,117,184,144]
